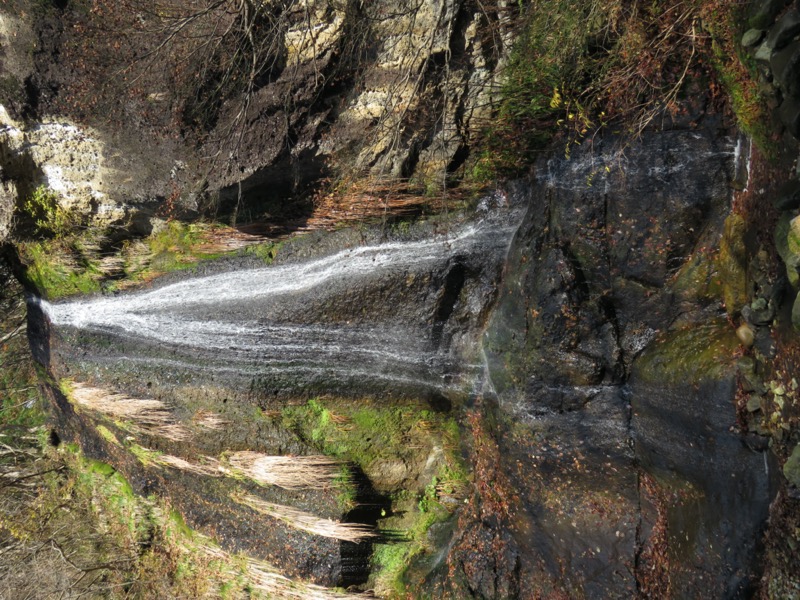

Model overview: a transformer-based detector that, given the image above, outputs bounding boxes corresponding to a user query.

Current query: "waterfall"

[41,202,525,398]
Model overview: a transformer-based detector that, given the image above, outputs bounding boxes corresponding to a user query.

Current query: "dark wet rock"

[773,178,800,210]
[485,130,734,393]
[631,374,774,597]
[771,41,800,97]
[767,9,800,50]
[749,0,793,29]
[754,325,778,358]
[778,95,800,138]
[473,127,774,597]
[739,355,768,394]
[743,297,777,325]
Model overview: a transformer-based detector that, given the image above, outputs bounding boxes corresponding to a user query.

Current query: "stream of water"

[39,205,524,398]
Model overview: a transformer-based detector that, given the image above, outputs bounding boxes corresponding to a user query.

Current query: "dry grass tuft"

[155,454,225,476]
[191,409,227,430]
[234,493,377,543]
[68,382,189,442]
[146,450,346,493]
[244,556,371,600]
[227,452,343,490]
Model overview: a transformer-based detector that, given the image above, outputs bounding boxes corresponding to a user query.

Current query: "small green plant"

[19,239,102,299]
[700,2,774,156]
[22,185,77,238]
[246,240,283,264]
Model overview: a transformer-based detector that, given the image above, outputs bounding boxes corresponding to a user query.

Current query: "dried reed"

[227,452,342,490]
[68,383,189,442]
[234,493,377,543]
[197,543,371,599]
[191,409,227,430]
[245,558,370,600]
[155,454,225,476]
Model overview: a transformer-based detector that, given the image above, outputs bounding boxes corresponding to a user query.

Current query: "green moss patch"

[635,319,740,384]
[18,238,103,299]
[281,397,465,491]
[281,397,469,595]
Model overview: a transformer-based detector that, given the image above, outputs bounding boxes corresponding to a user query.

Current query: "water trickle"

[41,208,525,399]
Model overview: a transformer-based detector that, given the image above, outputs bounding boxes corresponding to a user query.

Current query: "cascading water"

[39,193,527,401]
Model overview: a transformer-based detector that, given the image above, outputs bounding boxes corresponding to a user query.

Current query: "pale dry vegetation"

[242,554,372,599]
[227,451,344,490]
[67,382,191,442]
[234,492,377,542]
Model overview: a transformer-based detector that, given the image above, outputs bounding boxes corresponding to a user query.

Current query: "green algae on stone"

[775,213,800,288]
[671,248,724,302]
[717,213,748,315]
[635,320,740,385]
[783,444,800,488]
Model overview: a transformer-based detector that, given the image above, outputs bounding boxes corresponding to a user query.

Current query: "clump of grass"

[246,239,283,264]
[699,1,774,155]
[227,451,343,490]
[118,221,265,285]
[233,493,377,543]
[21,185,78,238]
[154,452,224,475]
[14,186,107,299]
[18,238,103,299]
[472,0,739,180]
[65,381,190,442]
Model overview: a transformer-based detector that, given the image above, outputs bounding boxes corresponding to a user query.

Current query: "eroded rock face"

[0,0,511,227]
[0,107,123,224]
[459,128,776,598]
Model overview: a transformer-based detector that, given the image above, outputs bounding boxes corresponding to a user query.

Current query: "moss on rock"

[635,319,740,385]
[718,213,749,315]
[784,444,800,487]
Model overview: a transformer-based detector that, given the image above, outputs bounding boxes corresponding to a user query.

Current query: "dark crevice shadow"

[431,262,466,351]
[339,464,392,588]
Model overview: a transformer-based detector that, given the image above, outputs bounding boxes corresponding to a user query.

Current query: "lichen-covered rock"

[783,443,800,487]
[718,213,749,315]
[0,0,513,220]
[743,28,766,48]
[775,212,800,286]
[0,106,129,226]
[791,290,800,329]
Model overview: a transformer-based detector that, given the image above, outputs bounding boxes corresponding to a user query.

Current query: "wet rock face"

[473,129,776,598]
[749,1,800,139]
[44,197,525,402]
[485,130,735,393]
